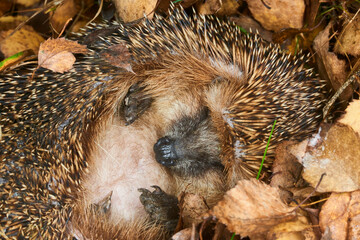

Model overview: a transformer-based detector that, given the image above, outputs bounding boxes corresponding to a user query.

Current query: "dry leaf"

[197,0,240,15]
[334,14,360,56]
[212,179,296,238]
[50,0,78,33]
[267,215,316,240]
[313,21,351,102]
[291,124,360,192]
[270,141,304,203]
[100,44,133,72]
[0,1,12,16]
[38,38,88,73]
[245,0,305,31]
[112,0,157,22]
[214,0,241,16]
[230,14,273,42]
[319,191,360,239]
[0,16,29,31]
[171,226,198,240]
[180,193,209,227]
[338,99,360,135]
[15,0,40,7]
[196,0,221,15]
[179,0,199,9]
[0,25,44,58]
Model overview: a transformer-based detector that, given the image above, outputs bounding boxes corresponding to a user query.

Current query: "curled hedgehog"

[0,6,326,239]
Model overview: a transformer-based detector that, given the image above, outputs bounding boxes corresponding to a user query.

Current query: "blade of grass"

[257,119,277,179]
[230,119,277,239]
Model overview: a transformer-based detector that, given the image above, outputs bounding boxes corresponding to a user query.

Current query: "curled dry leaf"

[270,141,305,203]
[338,99,360,135]
[245,0,305,31]
[196,0,222,15]
[319,191,360,240]
[267,215,316,240]
[38,38,88,73]
[291,123,360,192]
[180,193,209,227]
[50,0,78,33]
[196,0,240,16]
[313,21,351,102]
[171,225,198,240]
[0,25,44,58]
[334,14,360,56]
[212,179,296,238]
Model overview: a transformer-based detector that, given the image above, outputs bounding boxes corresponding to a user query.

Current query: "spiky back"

[0,56,128,238]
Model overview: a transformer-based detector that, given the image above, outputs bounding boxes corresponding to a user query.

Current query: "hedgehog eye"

[211,75,226,84]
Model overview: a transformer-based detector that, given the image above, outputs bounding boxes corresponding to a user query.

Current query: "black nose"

[154,137,178,166]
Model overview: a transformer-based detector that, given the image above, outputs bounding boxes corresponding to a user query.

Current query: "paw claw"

[138,186,179,233]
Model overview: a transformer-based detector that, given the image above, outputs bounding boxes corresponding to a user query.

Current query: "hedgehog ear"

[118,82,153,125]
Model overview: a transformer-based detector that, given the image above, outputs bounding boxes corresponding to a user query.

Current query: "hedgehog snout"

[154,137,178,166]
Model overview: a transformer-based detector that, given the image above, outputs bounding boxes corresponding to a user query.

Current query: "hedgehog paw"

[138,186,179,232]
[122,82,153,125]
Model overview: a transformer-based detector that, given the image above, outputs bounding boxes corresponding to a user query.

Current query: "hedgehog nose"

[154,137,178,166]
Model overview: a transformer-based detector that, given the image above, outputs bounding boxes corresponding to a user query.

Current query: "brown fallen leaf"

[291,123,360,193]
[197,0,240,16]
[0,25,44,58]
[245,0,305,31]
[229,14,273,42]
[112,0,157,22]
[267,215,316,240]
[15,0,40,7]
[212,179,296,238]
[334,14,360,56]
[313,21,351,102]
[338,99,360,135]
[179,0,199,9]
[171,225,198,240]
[319,191,360,240]
[99,44,133,72]
[179,193,209,228]
[0,16,29,31]
[50,0,79,33]
[0,1,12,16]
[196,0,221,15]
[38,38,88,73]
[270,141,304,203]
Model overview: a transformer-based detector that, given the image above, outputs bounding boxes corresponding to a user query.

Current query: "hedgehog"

[0,6,327,240]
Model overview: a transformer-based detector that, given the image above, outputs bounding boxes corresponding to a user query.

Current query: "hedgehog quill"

[0,6,326,239]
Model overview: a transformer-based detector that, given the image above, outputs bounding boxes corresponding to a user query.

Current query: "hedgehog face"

[154,108,223,177]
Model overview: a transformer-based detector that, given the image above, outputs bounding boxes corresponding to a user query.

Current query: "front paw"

[138,186,179,232]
